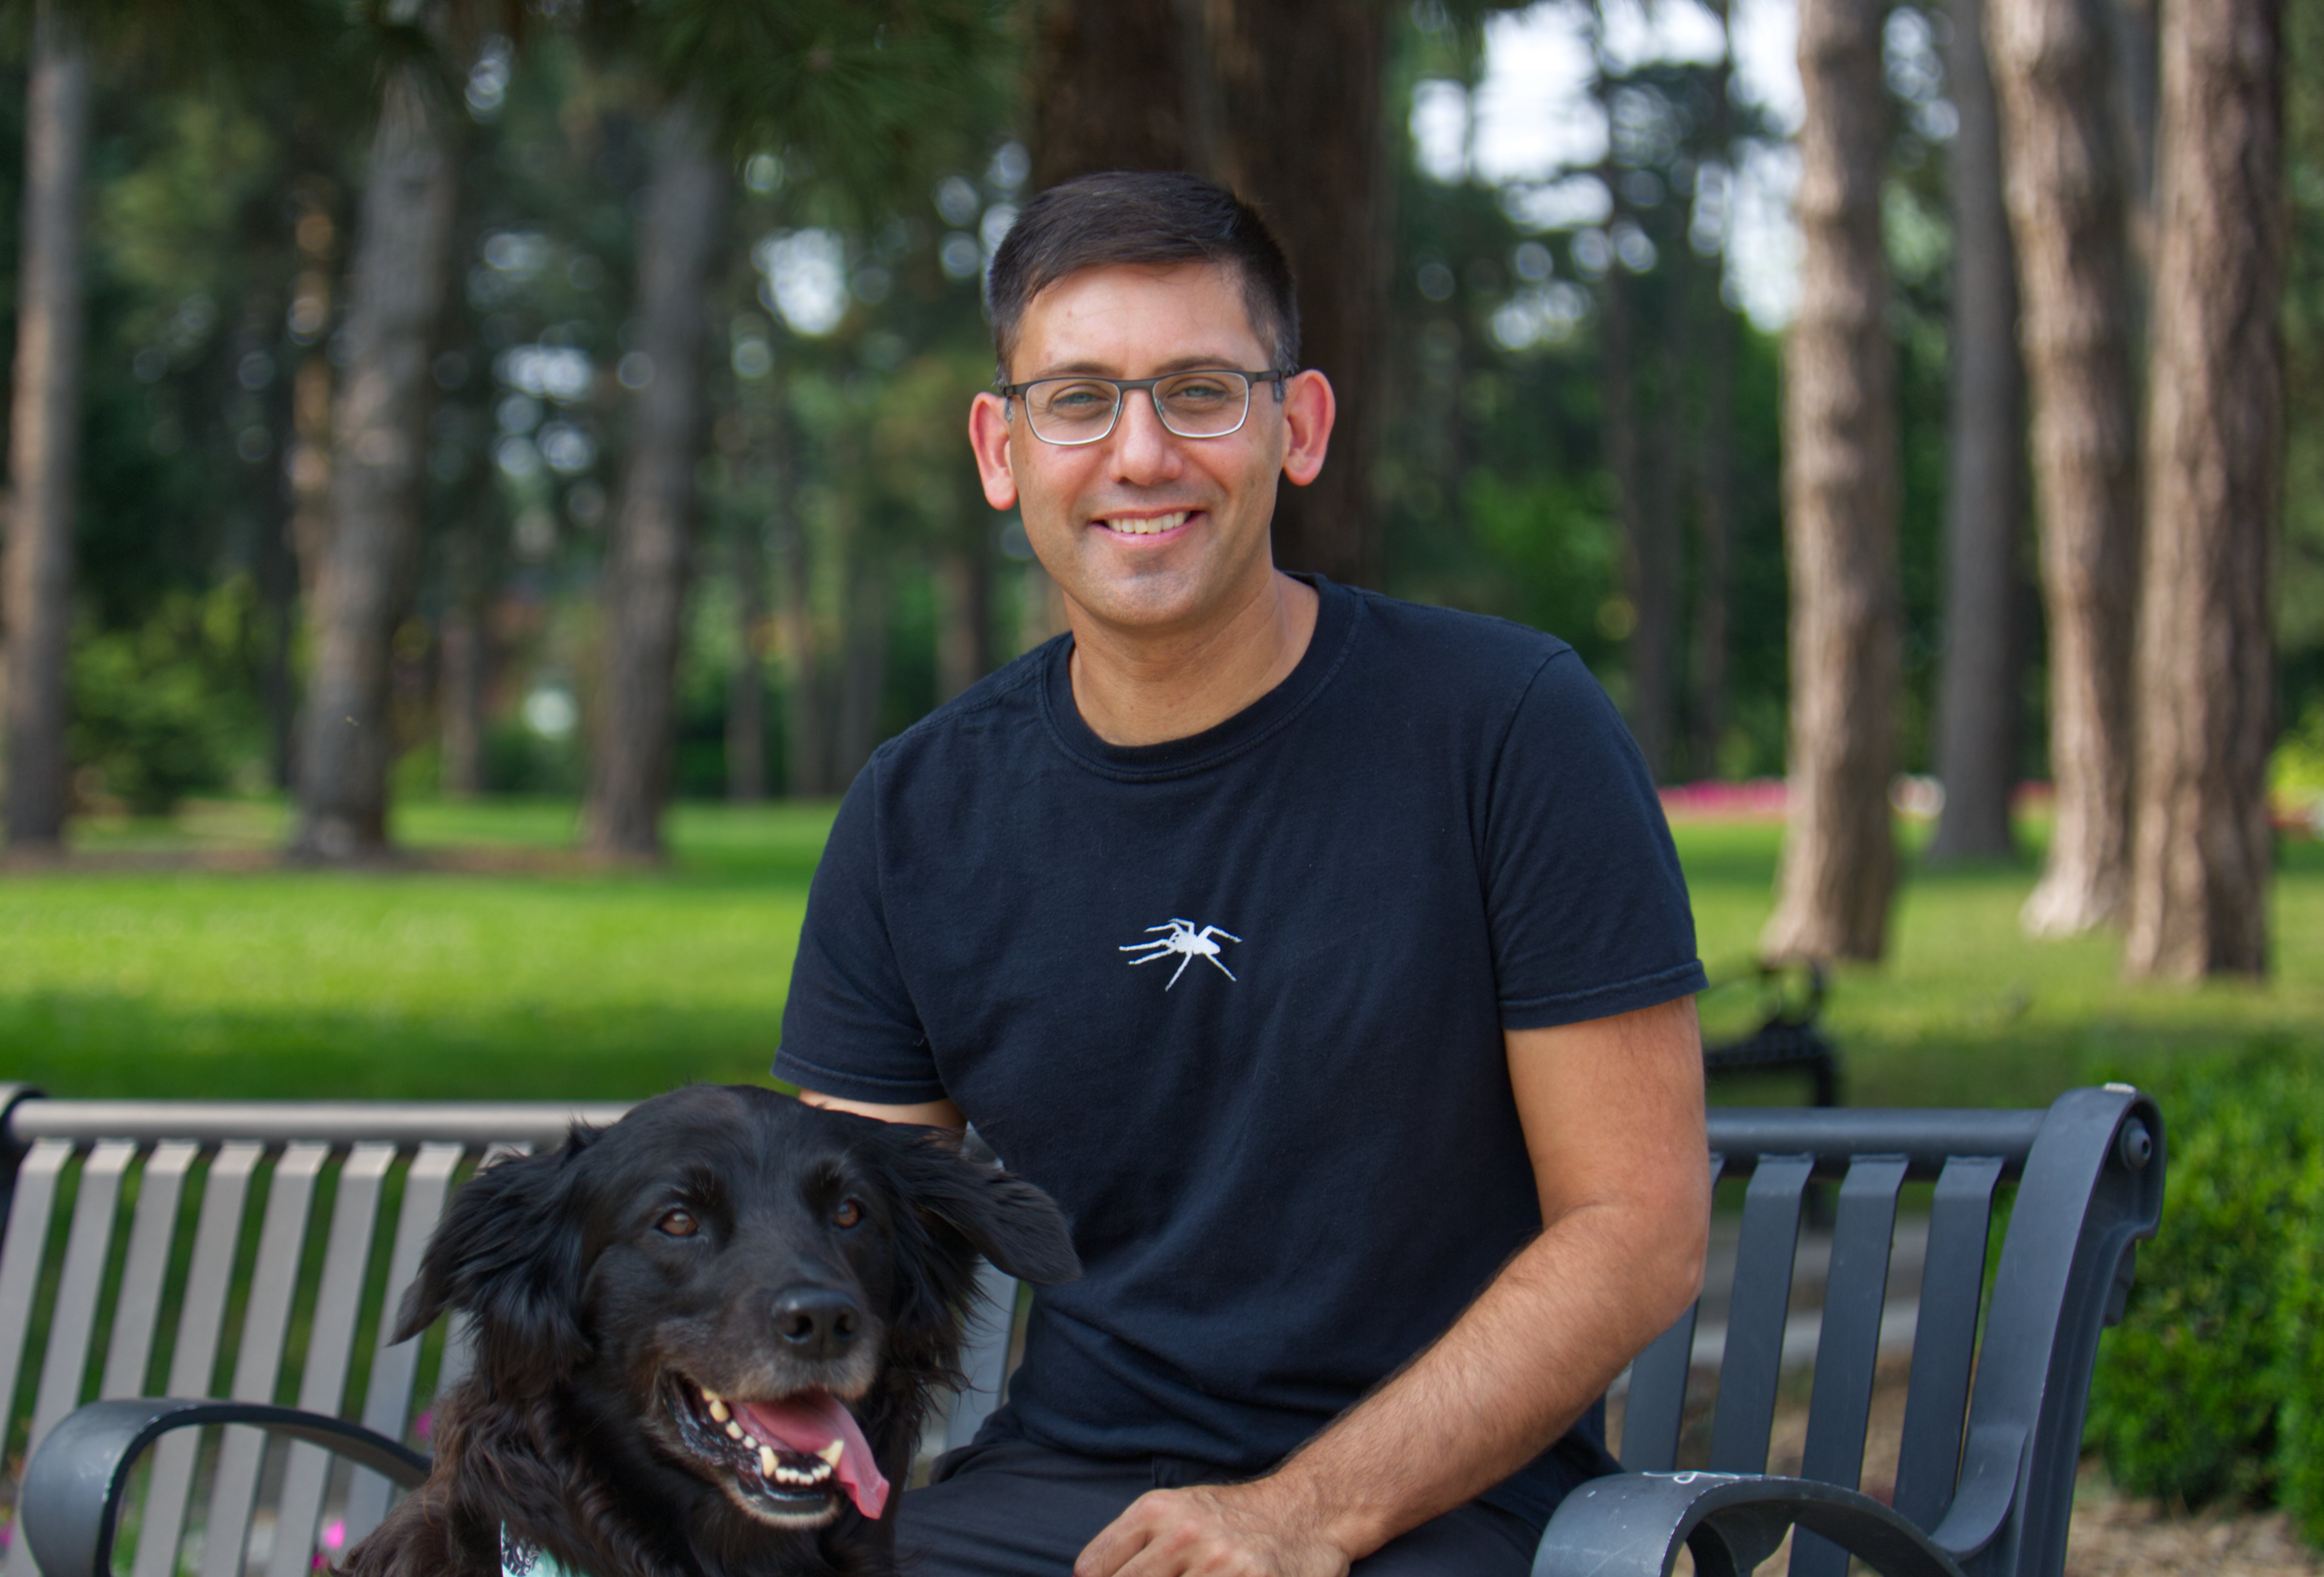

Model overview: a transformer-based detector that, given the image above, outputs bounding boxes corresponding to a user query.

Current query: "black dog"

[342,1085,1079,1577]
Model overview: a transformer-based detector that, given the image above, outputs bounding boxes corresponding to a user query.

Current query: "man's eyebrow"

[1026,353,1258,379]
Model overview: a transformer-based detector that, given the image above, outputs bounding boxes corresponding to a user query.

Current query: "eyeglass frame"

[996,367,1294,446]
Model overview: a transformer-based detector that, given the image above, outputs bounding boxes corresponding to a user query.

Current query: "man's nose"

[771,1285,862,1359]
[1107,388,1185,483]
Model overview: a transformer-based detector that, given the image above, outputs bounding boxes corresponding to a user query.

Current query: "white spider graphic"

[1119,918,1241,989]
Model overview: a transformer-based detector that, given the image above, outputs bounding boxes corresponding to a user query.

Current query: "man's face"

[968,262,1332,637]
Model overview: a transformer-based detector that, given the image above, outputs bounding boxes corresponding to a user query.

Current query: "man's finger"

[1075,1490,1170,1577]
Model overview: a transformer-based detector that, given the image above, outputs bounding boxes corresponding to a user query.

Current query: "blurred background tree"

[0,0,2312,972]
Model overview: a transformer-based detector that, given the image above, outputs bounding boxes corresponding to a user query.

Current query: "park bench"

[0,1082,2161,1577]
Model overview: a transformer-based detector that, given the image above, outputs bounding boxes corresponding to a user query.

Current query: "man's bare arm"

[796,1089,967,1130]
[1076,995,1709,1577]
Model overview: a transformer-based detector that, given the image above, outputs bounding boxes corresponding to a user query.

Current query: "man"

[775,171,1708,1577]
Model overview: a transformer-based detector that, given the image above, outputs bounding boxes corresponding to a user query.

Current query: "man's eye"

[658,1208,700,1238]
[1041,383,1113,414]
[1163,379,1231,405]
[832,1198,865,1229]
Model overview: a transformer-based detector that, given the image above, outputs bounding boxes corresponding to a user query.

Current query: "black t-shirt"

[774,576,1705,1531]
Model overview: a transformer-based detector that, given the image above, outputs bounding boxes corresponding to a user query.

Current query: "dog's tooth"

[760,1445,779,1477]
[708,1398,730,1423]
[725,1421,744,1440]
[817,1440,845,1468]
[744,1434,761,1451]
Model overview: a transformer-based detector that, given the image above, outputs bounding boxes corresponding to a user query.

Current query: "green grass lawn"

[2,798,2317,1106]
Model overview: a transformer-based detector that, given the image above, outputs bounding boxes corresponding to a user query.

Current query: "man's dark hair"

[986,170,1300,380]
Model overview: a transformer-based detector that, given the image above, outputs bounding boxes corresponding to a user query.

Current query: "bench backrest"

[948,1089,2162,1577]
[0,1089,630,1577]
[0,1086,2160,1577]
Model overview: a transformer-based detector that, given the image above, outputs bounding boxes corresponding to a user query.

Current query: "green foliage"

[67,579,266,814]
[2085,1045,2324,1536]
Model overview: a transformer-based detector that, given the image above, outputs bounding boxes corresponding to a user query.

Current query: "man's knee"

[896,1442,1151,1577]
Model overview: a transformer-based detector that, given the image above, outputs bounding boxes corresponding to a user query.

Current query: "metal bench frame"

[0,1085,2161,1577]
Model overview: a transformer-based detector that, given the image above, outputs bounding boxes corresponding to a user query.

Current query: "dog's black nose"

[772,1288,861,1357]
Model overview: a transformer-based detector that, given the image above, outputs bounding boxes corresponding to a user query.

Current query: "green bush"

[2086,1043,2324,1538]
[68,580,265,814]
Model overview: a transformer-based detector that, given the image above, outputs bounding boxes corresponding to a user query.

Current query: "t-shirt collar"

[1039,573,1362,780]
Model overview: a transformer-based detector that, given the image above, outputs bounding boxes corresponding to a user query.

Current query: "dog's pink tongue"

[735,1394,889,1519]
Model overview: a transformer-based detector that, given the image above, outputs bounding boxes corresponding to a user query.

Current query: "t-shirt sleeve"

[772,766,950,1103]
[1485,649,1708,1029]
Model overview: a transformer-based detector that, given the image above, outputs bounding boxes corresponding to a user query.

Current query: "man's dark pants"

[898,1439,1541,1577]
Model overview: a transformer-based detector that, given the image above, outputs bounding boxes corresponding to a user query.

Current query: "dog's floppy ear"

[877,1127,1080,1286]
[391,1126,598,1383]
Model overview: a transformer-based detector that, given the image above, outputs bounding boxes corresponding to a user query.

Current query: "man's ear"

[391,1127,598,1387]
[1279,368,1335,488]
[968,391,1019,510]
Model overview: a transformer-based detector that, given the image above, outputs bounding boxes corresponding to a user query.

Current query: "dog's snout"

[772,1287,861,1357]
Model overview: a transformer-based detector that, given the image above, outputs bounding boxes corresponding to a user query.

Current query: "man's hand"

[1076,1481,1348,1577]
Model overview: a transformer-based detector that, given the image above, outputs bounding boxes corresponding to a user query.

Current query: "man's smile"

[1095,510,1193,538]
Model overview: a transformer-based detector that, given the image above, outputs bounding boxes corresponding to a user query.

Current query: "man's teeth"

[1102,511,1186,536]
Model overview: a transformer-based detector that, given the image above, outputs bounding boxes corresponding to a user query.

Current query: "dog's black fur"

[341,1086,1078,1577]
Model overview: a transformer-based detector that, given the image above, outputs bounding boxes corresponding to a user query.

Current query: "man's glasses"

[998,369,1291,446]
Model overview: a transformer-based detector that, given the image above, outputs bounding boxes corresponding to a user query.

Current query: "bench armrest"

[1533,1471,1968,1577]
[19,1399,431,1577]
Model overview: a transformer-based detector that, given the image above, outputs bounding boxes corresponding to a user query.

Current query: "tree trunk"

[1026,0,1187,189]
[1690,8,1740,781]
[832,561,888,789]
[936,546,992,702]
[2123,0,2281,979]
[1691,292,1736,779]
[727,516,769,802]
[776,510,827,797]
[582,100,728,860]
[1595,59,1678,781]
[1205,0,1388,586]
[1929,0,2031,862]
[1024,0,1389,587]
[439,523,487,797]
[1761,0,1901,964]
[3,6,90,850]
[291,64,459,860]
[1990,0,2143,933]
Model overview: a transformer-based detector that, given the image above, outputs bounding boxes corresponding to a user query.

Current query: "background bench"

[0,1084,2161,1577]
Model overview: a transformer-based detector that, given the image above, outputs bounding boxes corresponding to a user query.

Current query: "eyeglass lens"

[1024,372,1252,443]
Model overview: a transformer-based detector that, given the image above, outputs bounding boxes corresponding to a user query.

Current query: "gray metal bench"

[2,1084,2161,1577]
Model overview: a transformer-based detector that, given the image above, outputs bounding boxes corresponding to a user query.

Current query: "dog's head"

[395,1086,1078,1538]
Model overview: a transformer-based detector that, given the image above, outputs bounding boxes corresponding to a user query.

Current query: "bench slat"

[0,1141,72,1479]
[134,1143,265,1577]
[343,1142,464,1544]
[1788,1155,1907,1577]
[1707,1154,1812,1473]
[1892,1154,2003,1532]
[6,1144,136,1577]
[1614,1153,1728,1472]
[267,1144,395,1577]
[199,1143,328,1577]
[102,1143,200,1399]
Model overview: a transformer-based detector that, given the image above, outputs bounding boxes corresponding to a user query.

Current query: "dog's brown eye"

[831,1198,864,1230]
[658,1209,699,1238]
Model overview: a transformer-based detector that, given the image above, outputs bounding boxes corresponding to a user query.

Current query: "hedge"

[2085,1042,2324,1540]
